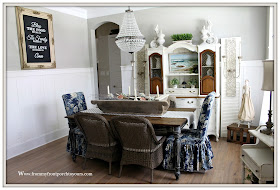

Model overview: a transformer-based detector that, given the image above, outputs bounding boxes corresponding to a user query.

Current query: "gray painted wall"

[6,6,90,71]
[87,6,268,61]
[86,6,268,99]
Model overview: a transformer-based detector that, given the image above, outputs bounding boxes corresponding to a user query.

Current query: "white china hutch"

[145,42,221,141]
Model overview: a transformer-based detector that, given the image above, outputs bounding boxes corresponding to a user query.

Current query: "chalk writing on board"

[23,15,51,63]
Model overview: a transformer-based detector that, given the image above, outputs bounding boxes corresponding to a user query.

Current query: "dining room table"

[65,106,196,180]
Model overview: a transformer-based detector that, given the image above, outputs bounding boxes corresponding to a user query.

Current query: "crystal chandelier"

[115,7,146,54]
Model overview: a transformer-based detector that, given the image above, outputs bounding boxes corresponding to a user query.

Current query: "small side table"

[227,123,257,144]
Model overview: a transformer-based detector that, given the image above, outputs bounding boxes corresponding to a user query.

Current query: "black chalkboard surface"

[23,15,51,63]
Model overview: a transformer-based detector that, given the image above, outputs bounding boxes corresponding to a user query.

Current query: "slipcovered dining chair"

[62,92,87,161]
[111,116,166,183]
[74,113,121,174]
[162,91,215,172]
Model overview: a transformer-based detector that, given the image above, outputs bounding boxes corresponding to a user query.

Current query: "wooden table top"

[65,107,195,126]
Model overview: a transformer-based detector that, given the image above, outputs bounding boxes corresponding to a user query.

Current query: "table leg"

[242,162,245,184]
[174,126,181,180]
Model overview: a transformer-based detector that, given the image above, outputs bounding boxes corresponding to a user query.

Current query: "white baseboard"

[7,127,69,160]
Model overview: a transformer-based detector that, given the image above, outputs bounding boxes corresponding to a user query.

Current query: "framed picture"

[15,7,56,69]
[169,53,198,73]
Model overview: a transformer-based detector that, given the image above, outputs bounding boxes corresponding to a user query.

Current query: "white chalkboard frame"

[16,7,56,69]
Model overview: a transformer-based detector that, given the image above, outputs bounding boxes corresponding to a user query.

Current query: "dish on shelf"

[207,68,214,76]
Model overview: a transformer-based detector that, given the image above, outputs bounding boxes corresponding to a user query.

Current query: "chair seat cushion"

[181,135,203,145]
[163,135,214,172]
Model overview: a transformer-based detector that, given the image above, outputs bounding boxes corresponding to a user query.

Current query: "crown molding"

[45,7,87,19]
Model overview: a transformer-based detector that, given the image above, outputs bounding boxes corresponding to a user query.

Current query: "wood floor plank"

[6,136,244,184]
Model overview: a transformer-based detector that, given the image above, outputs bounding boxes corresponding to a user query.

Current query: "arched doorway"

[95,22,122,98]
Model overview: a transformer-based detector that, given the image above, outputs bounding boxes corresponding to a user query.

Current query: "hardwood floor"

[6,136,243,184]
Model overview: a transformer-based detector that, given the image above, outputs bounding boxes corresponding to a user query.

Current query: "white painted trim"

[44,7,154,19]
[7,127,69,159]
[7,67,92,78]
[120,65,133,71]
[240,60,263,67]
[45,7,87,19]
[220,59,264,137]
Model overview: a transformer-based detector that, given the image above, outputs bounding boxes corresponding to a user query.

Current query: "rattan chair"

[111,115,166,183]
[74,113,121,174]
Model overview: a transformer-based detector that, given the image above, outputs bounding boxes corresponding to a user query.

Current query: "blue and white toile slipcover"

[62,92,87,157]
[162,91,215,172]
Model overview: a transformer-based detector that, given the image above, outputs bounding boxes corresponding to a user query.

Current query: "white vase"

[206,54,212,66]
[173,85,178,88]
[191,85,195,88]
[155,57,161,69]
[207,68,213,76]
[157,30,165,47]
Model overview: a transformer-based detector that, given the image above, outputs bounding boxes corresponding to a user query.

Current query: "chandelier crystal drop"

[115,7,146,54]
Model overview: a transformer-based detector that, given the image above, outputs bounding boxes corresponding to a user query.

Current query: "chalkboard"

[23,15,51,63]
[16,7,56,69]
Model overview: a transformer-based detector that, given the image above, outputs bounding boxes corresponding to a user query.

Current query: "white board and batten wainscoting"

[6,68,95,159]
[220,60,265,137]
[6,62,265,159]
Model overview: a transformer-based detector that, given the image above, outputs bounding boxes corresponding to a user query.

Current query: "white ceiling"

[45,6,153,19]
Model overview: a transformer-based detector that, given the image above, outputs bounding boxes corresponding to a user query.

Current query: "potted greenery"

[171,33,193,44]
[170,78,179,88]
[188,78,197,88]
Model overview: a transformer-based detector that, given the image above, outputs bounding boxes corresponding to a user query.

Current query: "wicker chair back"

[111,116,159,151]
[75,113,117,147]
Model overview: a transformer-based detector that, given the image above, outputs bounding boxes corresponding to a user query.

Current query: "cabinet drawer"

[241,147,274,180]
[176,98,197,108]
[165,88,199,96]
[241,149,261,179]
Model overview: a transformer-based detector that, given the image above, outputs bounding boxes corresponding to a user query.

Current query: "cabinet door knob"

[255,170,259,173]
[241,155,244,157]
